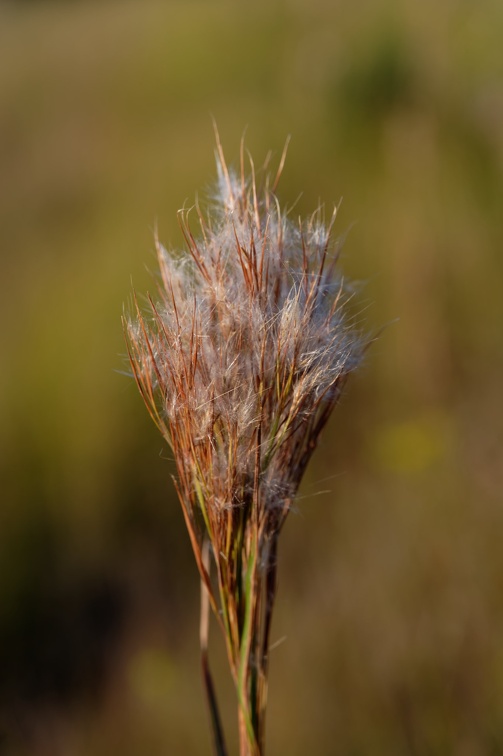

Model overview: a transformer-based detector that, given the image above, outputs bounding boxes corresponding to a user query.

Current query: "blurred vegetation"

[0,0,502,753]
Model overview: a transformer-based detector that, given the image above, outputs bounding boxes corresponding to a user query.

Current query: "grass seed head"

[125,138,365,532]
[125,135,368,755]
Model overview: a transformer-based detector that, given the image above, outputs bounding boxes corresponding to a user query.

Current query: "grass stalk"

[124,132,366,754]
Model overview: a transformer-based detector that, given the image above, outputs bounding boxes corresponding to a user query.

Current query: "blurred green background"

[1,0,502,753]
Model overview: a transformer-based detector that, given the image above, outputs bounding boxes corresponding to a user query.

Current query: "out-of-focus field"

[1,0,502,753]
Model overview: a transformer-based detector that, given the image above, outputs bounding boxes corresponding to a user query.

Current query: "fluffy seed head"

[125,137,365,532]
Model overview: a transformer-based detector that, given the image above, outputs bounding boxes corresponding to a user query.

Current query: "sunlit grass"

[0,0,502,753]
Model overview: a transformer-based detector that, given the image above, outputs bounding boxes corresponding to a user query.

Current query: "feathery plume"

[124,133,366,756]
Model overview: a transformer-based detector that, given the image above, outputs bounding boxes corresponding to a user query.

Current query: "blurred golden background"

[1,0,502,753]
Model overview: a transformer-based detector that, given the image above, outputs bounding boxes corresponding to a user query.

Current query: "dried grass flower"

[124,132,366,756]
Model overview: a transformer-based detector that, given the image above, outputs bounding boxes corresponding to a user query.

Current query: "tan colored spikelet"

[124,132,366,756]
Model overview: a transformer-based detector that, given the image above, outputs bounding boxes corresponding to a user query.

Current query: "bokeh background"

[1,0,502,753]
